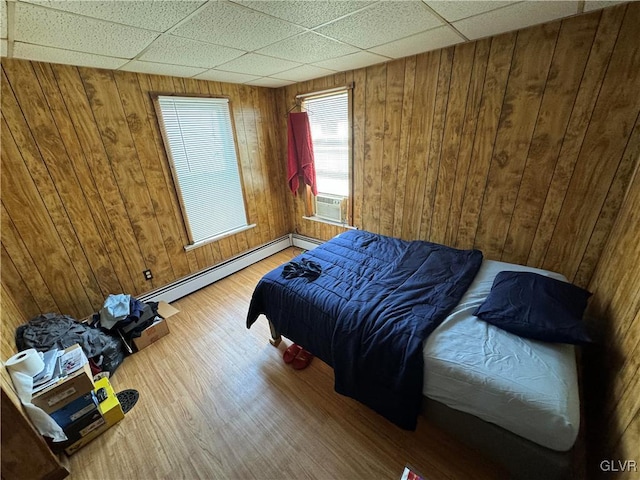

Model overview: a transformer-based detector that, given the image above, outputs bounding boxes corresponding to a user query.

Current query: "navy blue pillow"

[474,271,592,345]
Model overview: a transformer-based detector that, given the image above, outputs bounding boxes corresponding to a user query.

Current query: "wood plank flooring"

[68,249,504,480]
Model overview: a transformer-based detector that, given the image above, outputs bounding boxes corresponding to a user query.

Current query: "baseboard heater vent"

[290,234,324,251]
[139,235,292,304]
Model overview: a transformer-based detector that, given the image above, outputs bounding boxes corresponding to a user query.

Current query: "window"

[302,90,351,223]
[155,95,250,249]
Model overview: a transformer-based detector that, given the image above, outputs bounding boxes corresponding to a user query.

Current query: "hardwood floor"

[68,248,504,479]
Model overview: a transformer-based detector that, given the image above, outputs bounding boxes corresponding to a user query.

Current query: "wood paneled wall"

[281,4,640,289]
[585,156,640,477]
[1,59,289,324]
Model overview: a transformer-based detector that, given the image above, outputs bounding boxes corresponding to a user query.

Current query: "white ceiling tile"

[370,25,465,58]
[452,1,579,40]
[13,42,129,69]
[1,39,7,57]
[193,70,260,84]
[216,53,301,76]
[235,0,374,28]
[246,77,295,88]
[425,1,516,22]
[140,35,244,69]
[172,1,304,51]
[1,0,7,38]
[584,0,628,12]
[315,1,443,49]
[15,2,159,58]
[257,32,359,63]
[272,64,336,82]
[313,51,390,71]
[119,60,206,78]
[21,0,205,32]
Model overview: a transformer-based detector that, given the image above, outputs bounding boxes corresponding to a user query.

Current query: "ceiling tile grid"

[139,35,244,69]
[216,52,301,77]
[1,0,7,39]
[315,1,443,49]
[370,25,465,58]
[20,0,206,32]
[171,1,304,51]
[194,69,260,84]
[257,31,359,63]
[14,2,159,58]
[452,1,579,40]
[0,1,628,87]
[13,41,128,69]
[234,0,374,29]
[120,59,207,78]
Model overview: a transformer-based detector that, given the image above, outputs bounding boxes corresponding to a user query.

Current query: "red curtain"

[287,112,318,196]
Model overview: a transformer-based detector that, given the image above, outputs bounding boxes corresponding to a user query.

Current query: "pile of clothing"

[88,294,159,352]
[15,294,159,376]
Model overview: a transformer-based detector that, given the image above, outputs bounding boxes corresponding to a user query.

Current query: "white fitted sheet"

[423,260,580,452]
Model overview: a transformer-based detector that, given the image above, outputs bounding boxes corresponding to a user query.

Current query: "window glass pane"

[157,96,247,244]
[304,92,349,197]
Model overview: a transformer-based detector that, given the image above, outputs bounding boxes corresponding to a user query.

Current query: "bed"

[246,230,581,477]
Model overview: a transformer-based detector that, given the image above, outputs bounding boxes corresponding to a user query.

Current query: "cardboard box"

[32,346,94,413]
[50,392,98,429]
[133,301,179,351]
[63,409,105,444]
[64,377,125,455]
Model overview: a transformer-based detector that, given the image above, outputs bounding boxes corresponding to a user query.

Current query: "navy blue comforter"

[247,230,482,429]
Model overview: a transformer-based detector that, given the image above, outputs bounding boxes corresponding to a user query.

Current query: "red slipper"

[292,349,314,370]
[283,344,302,364]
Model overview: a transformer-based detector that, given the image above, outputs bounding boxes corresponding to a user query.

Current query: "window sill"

[184,224,256,251]
[302,216,357,230]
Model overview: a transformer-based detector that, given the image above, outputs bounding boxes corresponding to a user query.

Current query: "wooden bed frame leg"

[268,321,281,347]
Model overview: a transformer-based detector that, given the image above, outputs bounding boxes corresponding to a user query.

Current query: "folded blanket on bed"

[247,230,482,429]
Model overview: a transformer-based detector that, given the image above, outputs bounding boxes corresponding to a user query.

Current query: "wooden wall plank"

[527,6,626,267]
[1,115,91,317]
[1,285,26,360]
[401,50,441,240]
[586,139,640,466]
[362,63,387,233]
[33,62,133,296]
[352,68,367,229]
[446,38,491,248]
[474,22,560,259]
[419,47,454,241]
[379,58,405,237]
[51,63,150,293]
[542,4,640,281]
[1,204,58,314]
[502,14,600,265]
[391,57,416,238]
[574,116,640,287]
[456,32,516,249]
[430,42,475,245]
[2,65,104,311]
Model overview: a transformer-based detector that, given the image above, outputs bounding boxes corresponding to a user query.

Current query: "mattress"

[422,260,580,452]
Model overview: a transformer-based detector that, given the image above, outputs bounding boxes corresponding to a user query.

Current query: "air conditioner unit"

[315,194,347,223]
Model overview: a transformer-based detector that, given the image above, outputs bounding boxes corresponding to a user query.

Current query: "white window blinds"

[156,96,248,246]
[303,92,349,197]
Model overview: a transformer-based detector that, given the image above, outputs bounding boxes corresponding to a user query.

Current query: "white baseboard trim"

[139,235,292,304]
[291,234,324,251]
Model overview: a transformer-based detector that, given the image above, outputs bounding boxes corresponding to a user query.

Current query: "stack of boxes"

[31,344,125,455]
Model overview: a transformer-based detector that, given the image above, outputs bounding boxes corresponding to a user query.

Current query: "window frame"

[152,92,254,250]
[299,86,354,226]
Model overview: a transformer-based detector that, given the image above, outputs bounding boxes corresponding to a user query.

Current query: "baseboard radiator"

[139,233,325,304]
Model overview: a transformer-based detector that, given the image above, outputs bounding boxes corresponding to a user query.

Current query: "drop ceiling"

[0,0,628,88]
